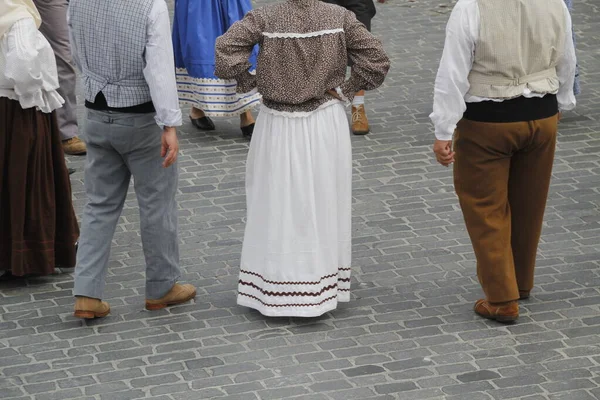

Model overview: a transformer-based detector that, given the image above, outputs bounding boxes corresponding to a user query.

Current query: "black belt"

[463,94,558,123]
[85,92,155,114]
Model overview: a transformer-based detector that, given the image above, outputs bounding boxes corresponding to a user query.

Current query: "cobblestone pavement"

[2,0,600,399]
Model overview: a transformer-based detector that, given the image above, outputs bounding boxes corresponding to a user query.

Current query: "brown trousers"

[453,115,558,303]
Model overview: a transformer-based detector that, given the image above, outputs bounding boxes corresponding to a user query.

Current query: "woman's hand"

[328,89,342,101]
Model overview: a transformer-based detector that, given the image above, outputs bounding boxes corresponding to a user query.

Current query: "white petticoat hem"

[237,294,349,318]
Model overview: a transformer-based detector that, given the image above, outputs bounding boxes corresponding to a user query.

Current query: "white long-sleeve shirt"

[0,18,64,113]
[68,0,182,128]
[429,0,577,141]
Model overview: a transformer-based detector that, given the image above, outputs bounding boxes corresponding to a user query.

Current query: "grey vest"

[69,0,154,107]
[467,0,566,99]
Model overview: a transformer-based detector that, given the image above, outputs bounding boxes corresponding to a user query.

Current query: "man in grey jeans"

[68,0,196,319]
[33,0,87,155]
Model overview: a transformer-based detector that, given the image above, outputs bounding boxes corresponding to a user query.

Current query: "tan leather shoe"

[73,296,110,319]
[519,290,530,300]
[145,283,197,311]
[62,137,87,156]
[474,299,519,322]
[351,105,370,135]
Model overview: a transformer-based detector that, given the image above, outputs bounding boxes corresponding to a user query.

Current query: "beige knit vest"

[467,0,567,99]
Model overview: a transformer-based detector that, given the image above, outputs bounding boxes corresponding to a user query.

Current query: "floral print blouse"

[215,0,390,113]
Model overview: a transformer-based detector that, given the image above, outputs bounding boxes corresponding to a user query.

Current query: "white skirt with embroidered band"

[238,100,353,317]
[176,68,261,117]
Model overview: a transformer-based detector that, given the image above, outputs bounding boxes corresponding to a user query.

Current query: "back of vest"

[468,0,566,99]
[69,0,154,108]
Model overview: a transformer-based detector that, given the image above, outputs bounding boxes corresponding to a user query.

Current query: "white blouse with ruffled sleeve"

[0,18,64,113]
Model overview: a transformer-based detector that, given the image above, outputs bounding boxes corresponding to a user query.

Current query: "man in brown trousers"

[430,0,576,322]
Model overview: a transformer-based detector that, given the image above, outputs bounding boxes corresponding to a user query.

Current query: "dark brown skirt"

[0,97,79,276]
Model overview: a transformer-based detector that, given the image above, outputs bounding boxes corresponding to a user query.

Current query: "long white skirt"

[238,101,352,317]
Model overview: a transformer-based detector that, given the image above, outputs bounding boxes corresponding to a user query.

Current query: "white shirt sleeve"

[2,18,64,113]
[429,0,478,141]
[143,0,183,128]
[556,2,577,111]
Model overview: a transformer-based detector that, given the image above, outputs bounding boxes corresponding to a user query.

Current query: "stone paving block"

[310,379,353,392]
[542,378,598,393]
[222,381,264,395]
[456,370,501,383]
[234,370,276,384]
[446,393,492,400]
[0,388,26,399]
[98,390,146,400]
[35,388,84,400]
[256,386,311,400]
[442,381,497,397]
[548,390,598,400]
[375,381,420,394]
[488,385,545,400]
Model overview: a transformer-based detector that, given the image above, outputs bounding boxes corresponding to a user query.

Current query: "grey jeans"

[34,0,78,141]
[74,110,180,300]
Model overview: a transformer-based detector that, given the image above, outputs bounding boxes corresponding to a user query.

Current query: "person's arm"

[66,4,83,72]
[2,18,64,113]
[143,0,182,168]
[429,0,477,142]
[556,1,576,111]
[214,10,264,94]
[3,19,44,96]
[143,0,183,129]
[337,10,390,103]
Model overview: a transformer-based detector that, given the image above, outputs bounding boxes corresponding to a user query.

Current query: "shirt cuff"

[334,86,351,106]
[155,109,183,128]
[558,100,576,112]
[339,80,357,104]
[434,126,455,141]
[235,71,257,95]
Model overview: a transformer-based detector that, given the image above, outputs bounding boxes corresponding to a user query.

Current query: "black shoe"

[0,271,17,281]
[190,115,216,131]
[241,123,255,139]
[68,168,76,175]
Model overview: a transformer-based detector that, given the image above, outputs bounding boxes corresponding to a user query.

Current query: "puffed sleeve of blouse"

[339,10,390,102]
[214,10,264,94]
[2,18,64,113]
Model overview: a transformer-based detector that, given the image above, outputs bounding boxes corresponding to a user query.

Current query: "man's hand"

[433,139,455,167]
[161,127,179,168]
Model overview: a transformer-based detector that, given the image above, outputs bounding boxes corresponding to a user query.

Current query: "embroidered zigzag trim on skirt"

[237,267,351,317]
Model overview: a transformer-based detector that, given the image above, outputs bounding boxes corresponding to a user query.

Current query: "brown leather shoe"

[73,297,110,319]
[519,290,530,300]
[62,137,87,155]
[351,105,370,135]
[474,299,519,322]
[145,283,197,311]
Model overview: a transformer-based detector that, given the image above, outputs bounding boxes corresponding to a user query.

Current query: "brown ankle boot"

[351,105,370,135]
[73,297,110,319]
[474,299,519,322]
[145,283,197,311]
[62,137,87,156]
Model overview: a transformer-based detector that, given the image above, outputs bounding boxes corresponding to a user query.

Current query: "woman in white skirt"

[215,0,389,317]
